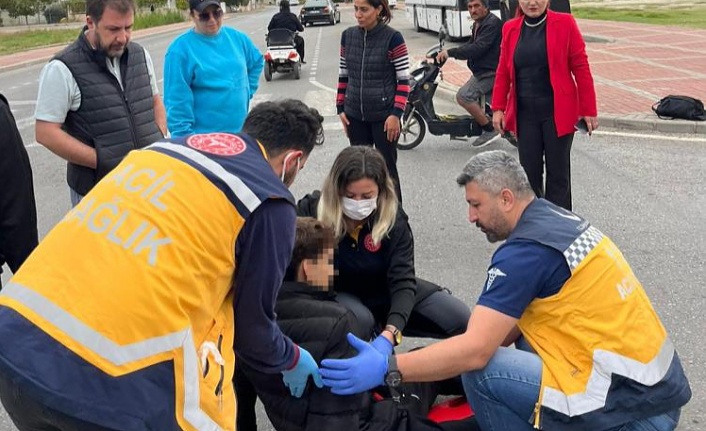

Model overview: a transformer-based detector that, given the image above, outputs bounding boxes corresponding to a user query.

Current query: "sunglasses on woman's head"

[198,9,223,21]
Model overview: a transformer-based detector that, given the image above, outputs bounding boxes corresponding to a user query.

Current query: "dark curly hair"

[242,99,324,158]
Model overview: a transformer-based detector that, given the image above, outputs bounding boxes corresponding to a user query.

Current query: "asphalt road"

[1,5,705,430]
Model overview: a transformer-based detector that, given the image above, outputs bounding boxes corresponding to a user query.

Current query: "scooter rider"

[269,0,306,64]
[436,0,502,148]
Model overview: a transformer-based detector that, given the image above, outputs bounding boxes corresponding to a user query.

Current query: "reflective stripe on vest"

[3,281,224,431]
[542,337,675,416]
[146,141,262,213]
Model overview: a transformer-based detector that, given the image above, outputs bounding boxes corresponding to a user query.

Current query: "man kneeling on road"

[437,0,503,148]
[320,150,692,431]
[0,99,324,431]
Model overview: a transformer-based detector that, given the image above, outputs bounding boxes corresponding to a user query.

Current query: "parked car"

[299,0,341,26]
[388,0,396,8]
[290,0,299,5]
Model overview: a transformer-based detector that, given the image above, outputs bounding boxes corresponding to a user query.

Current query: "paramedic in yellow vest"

[319,150,691,431]
[0,98,325,431]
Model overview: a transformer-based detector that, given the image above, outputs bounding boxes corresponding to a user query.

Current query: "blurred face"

[464,182,512,243]
[467,0,489,21]
[192,5,223,35]
[303,247,335,290]
[87,7,133,58]
[343,178,379,201]
[519,0,549,18]
[354,0,382,31]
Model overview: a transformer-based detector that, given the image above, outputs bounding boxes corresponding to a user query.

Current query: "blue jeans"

[461,346,680,431]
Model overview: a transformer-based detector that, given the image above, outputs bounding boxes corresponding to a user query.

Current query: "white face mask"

[342,197,377,221]
[281,151,301,186]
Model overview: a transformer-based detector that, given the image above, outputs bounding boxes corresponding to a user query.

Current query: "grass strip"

[0,11,187,56]
[573,6,706,29]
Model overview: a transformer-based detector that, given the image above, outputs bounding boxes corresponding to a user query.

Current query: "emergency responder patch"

[364,234,381,253]
[187,133,247,156]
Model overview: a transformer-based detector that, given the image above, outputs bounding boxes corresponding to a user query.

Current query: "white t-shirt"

[35,48,159,124]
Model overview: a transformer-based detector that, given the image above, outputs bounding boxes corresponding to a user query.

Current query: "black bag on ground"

[652,95,706,121]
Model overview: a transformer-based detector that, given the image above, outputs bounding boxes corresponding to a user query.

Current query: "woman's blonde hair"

[317,147,398,245]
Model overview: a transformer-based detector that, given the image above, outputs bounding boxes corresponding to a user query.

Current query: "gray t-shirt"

[35,47,159,124]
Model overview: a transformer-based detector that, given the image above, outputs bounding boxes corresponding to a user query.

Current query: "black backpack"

[652,95,706,121]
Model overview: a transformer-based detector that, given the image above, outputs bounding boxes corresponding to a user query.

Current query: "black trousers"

[0,375,117,431]
[335,278,471,340]
[294,34,305,61]
[516,97,575,210]
[346,115,403,203]
[235,364,259,431]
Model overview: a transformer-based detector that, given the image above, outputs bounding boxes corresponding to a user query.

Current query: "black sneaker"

[472,130,500,148]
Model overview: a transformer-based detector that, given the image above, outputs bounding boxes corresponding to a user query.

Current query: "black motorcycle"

[398,29,494,150]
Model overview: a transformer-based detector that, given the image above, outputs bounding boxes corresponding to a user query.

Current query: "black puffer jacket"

[238,282,368,431]
[238,282,475,431]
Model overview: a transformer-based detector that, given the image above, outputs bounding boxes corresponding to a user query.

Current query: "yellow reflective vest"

[510,200,691,430]
[0,134,294,430]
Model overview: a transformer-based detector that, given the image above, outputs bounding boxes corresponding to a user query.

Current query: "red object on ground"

[427,396,474,423]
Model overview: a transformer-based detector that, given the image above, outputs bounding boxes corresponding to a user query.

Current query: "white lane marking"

[592,130,706,143]
[307,27,336,93]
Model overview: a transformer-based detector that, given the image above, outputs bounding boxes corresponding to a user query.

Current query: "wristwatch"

[383,324,402,346]
[385,355,403,388]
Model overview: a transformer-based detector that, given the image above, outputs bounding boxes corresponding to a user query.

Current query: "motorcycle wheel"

[264,63,272,82]
[293,62,301,80]
[398,110,425,150]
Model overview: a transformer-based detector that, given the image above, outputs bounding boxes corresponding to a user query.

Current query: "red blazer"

[491,10,598,137]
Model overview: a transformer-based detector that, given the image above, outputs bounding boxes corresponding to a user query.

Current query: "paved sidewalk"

[428,19,706,134]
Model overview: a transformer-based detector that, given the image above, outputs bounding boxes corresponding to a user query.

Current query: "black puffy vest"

[54,30,163,195]
[343,23,398,122]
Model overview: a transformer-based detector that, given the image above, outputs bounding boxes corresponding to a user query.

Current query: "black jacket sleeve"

[384,209,417,331]
[447,15,501,61]
[305,311,366,431]
[296,191,321,217]
[0,94,38,276]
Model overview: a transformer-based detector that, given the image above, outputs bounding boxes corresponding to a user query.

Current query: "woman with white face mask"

[298,146,470,355]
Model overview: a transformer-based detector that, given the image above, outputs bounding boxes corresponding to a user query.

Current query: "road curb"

[436,81,705,135]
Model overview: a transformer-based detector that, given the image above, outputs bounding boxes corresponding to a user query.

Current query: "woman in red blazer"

[491,0,597,210]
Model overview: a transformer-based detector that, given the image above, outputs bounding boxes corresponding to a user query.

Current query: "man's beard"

[96,32,126,58]
[478,207,511,243]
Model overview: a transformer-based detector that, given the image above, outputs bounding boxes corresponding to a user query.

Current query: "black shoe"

[472,130,500,148]
[301,60,306,64]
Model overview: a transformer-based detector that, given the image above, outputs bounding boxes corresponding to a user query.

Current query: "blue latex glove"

[370,334,394,357]
[281,345,324,398]
[320,333,388,395]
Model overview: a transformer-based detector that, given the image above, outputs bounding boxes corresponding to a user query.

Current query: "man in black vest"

[0,94,38,289]
[35,0,166,207]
